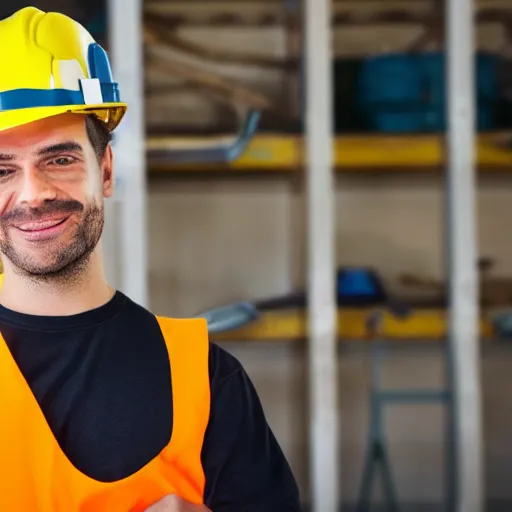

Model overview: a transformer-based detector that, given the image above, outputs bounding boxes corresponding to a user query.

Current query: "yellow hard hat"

[0,7,126,133]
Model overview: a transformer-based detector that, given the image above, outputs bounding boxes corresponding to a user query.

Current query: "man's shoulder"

[208,342,243,379]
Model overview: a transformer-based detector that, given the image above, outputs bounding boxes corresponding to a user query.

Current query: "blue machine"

[358,52,499,132]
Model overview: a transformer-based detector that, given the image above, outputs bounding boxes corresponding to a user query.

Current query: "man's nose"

[17,166,57,207]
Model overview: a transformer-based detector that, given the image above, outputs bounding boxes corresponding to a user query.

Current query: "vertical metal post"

[445,0,483,510]
[304,0,339,510]
[107,0,148,307]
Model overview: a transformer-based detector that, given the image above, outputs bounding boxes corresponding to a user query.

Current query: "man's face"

[0,113,113,281]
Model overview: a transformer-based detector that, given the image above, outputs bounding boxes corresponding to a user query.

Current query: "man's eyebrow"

[0,142,84,162]
[36,141,84,156]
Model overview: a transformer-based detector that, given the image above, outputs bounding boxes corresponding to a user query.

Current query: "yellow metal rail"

[148,132,512,173]
[211,308,494,342]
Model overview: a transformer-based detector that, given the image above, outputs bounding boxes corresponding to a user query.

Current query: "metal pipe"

[108,0,148,307]
[304,0,339,509]
[445,0,483,509]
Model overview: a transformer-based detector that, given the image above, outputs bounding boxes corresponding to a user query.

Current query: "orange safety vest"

[0,317,211,511]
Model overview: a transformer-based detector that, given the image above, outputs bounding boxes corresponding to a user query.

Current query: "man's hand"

[144,494,211,512]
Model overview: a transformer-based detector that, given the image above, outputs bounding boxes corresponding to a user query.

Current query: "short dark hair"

[85,115,111,161]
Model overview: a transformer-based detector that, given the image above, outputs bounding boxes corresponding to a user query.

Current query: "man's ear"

[102,144,114,198]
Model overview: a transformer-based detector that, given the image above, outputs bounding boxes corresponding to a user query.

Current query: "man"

[0,7,300,512]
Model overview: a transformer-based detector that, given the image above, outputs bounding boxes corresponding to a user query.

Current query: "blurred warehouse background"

[3,0,512,510]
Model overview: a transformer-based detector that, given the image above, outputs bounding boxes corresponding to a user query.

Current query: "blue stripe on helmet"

[0,83,120,112]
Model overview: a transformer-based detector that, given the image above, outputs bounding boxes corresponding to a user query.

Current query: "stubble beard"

[0,204,104,287]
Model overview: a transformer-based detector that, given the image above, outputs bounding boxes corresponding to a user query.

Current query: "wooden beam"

[304,0,339,509]
[107,0,148,306]
[445,0,484,508]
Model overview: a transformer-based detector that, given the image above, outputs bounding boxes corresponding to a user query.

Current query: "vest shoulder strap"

[155,317,211,473]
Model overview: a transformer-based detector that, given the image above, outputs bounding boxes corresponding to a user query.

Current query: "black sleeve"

[202,343,301,512]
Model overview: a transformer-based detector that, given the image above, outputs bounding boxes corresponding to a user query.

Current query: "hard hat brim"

[0,102,127,133]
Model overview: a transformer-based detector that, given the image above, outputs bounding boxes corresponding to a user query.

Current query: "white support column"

[304,0,339,510]
[445,0,483,510]
[107,0,148,308]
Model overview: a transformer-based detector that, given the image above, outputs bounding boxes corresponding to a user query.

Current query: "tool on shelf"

[146,109,261,165]
[195,301,260,334]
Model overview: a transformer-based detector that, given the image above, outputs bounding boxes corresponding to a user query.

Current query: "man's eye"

[0,169,14,178]
[51,156,76,166]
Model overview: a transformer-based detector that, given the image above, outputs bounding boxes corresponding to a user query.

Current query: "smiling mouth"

[14,217,70,233]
